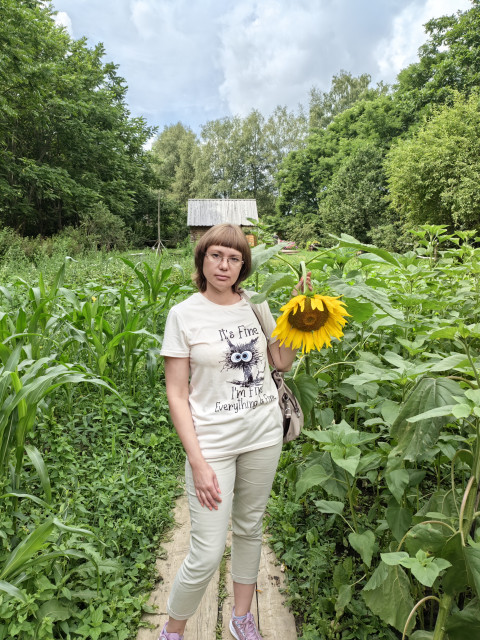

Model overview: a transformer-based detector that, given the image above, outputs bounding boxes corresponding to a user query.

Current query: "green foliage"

[196,110,292,216]
[386,92,480,230]
[259,230,480,638]
[275,92,408,244]
[149,123,199,244]
[149,107,308,236]
[0,230,479,638]
[319,145,389,244]
[309,70,381,129]
[0,0,156,237]
[3,0,480,251]
[0,396,184,639]
[1,208,480,639]
[395,1,480,113]
[79,204,130,251]
[0,250,190,637]
[266,447,398,640]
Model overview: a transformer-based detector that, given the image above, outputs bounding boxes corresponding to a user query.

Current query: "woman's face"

[202,244,244,293]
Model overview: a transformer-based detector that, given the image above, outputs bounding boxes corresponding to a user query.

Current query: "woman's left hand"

[292,271,312,297]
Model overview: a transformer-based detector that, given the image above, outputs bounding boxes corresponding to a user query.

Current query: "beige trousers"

[167,441,282,620]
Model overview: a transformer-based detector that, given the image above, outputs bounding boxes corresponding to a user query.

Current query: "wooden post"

[157,191,162,255]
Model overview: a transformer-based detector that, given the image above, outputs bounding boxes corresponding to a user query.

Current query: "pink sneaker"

[229,610,263,640]
[158,622,184,640]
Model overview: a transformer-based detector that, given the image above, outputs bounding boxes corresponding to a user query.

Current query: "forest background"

[2,0,480,255]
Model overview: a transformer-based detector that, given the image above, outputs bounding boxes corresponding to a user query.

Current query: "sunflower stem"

[344,470,359,533]
[304,244,340,267]
[462,337,480,389]
[300,261,307,294]
[305,355,316,427]
[272,253,299,276]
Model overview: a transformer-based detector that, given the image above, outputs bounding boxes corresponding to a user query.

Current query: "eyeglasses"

[205,252,244,267]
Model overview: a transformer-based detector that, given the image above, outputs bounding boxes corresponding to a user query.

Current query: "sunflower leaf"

[249,273,296,304]
[328,277,403,320]
[330,234,402,268]
[315,499,345,515]
[390,377,463,461]
[296,458,347,499]
[446,600,480,640]
[362,561,415,633]
[342,298,375,323]
[348,530,375,567]
[250,243,289,273]
[287,373,317,416]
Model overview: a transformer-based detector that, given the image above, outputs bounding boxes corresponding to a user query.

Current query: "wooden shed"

[187,199,258,245]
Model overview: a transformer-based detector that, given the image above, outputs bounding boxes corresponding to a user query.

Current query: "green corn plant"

[0,312,14,342]
[11,260,72,360]
[63,291,163,395]
[0,517,95,603]
[57,288,121,371]
[119,255,183,306]
[110,289,168,393]
[0,342,120,500]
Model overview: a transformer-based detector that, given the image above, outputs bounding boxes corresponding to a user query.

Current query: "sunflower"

[272,294,350,353]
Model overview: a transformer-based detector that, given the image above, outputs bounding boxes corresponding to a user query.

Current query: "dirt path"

[137,494,297,640]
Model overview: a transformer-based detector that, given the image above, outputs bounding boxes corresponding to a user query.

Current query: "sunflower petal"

[272,292,349,353]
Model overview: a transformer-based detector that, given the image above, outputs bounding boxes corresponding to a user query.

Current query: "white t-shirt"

[160,291,283,460]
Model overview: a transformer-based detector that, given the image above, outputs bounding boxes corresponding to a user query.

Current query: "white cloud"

[54,10,73,36]
[49,0,474,130]
[216,0,412,116]
[218,1,322,115]
[118,0,228,127]
[374,0,471,84]
[143,134,156,151]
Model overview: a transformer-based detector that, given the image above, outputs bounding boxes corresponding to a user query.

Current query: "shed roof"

[187,199,258,227]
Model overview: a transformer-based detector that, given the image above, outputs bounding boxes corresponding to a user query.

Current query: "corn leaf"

[25,445,51,503]
[0,519,55,580]
[0,580,27,603]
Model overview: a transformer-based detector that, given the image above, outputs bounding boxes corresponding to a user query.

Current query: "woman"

[159,223,308,640]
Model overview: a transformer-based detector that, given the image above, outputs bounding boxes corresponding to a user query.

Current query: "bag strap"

[240,290,279,371]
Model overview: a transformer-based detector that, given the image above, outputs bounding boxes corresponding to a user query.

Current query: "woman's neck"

[202,285,240,305]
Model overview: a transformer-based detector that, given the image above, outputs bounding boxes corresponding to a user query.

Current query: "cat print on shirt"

[220,336,265,387]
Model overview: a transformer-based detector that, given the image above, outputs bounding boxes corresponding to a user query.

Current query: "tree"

[274,2,480,247]
[149,123,202,244]
[0,0,156,237]
[319,145,389,244]
[309,70,383,129]
[395,1,480,118]
[151,123,199,202]
[193,117,234,199]
[234,110,272,212]
[385,92,480,230]
[264,105,308,180]
[275,91,405,238]
[275,133,327,222]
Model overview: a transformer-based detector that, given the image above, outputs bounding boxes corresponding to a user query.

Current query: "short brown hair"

[193,223,252,292]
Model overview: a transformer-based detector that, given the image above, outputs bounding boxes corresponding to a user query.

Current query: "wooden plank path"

[137,494,297,640]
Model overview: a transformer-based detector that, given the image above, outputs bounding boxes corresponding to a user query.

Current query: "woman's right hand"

[190,458,222,510]
[164,357,222,511]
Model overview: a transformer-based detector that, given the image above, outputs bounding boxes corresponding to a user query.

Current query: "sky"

[51,0,472,138]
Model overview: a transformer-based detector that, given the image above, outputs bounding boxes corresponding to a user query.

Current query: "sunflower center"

[288,298,329,331]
